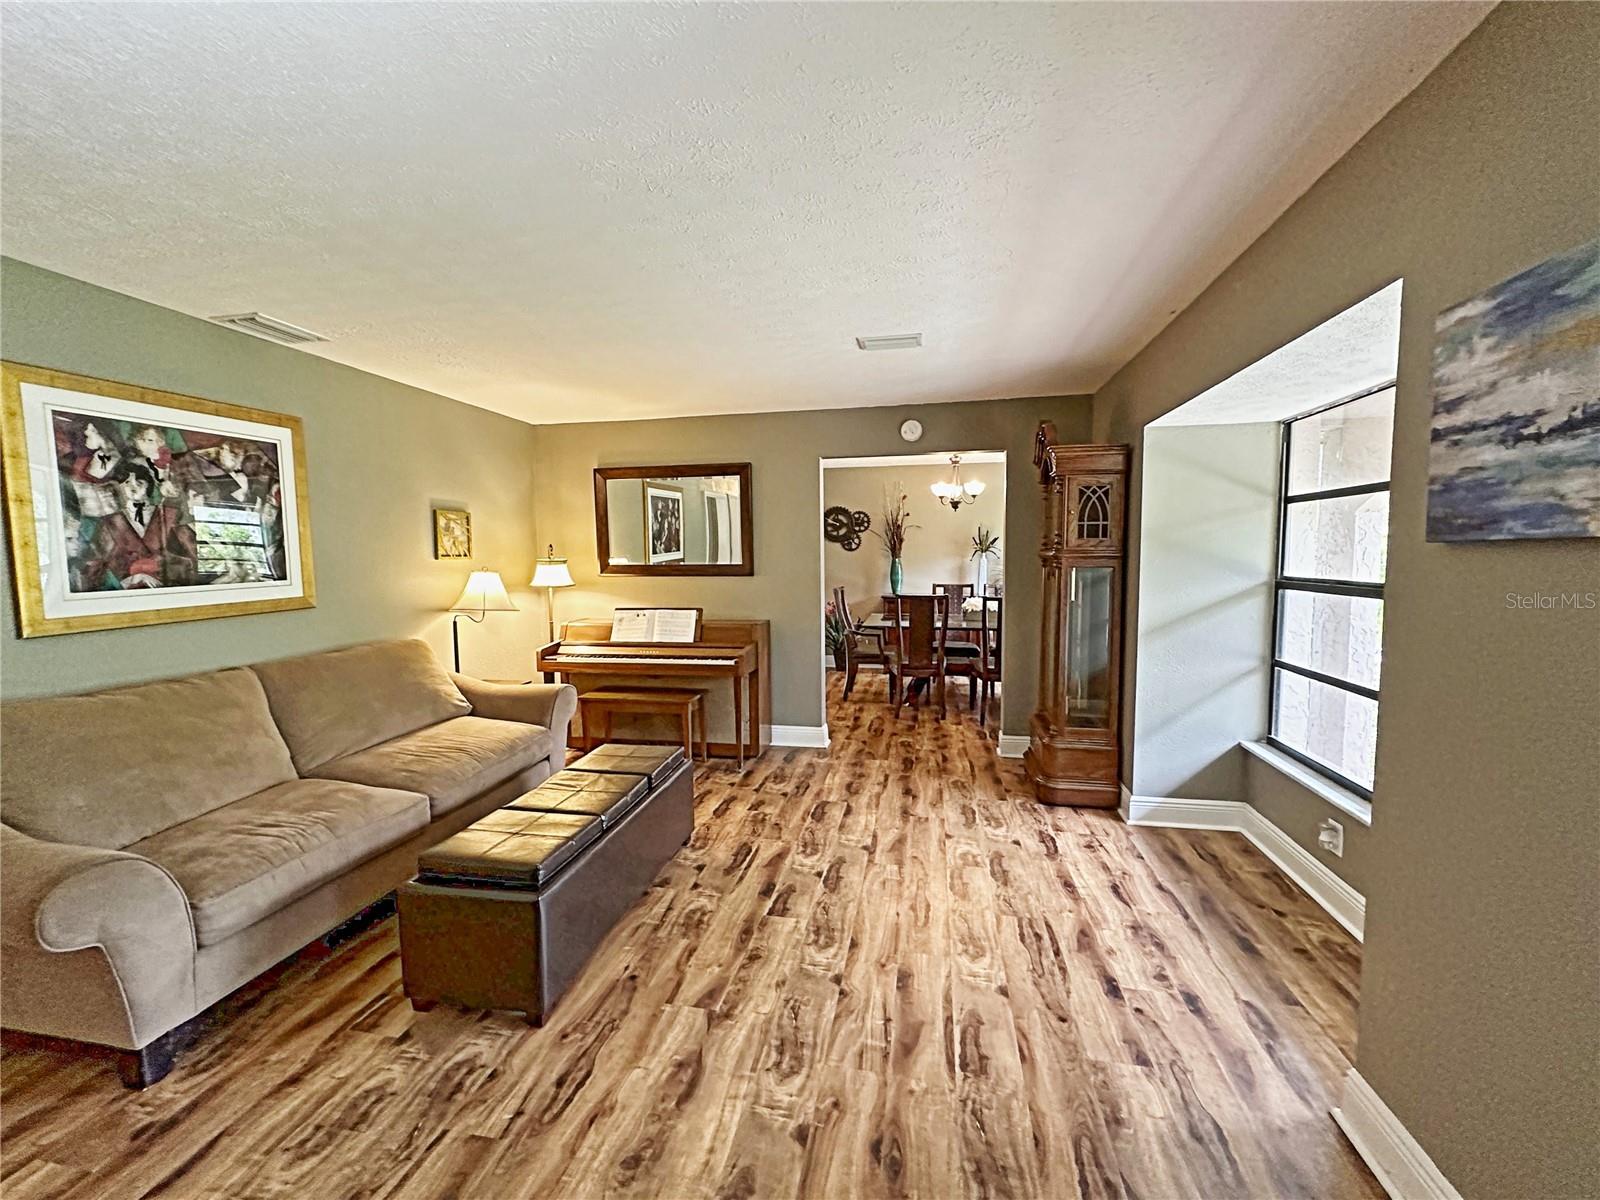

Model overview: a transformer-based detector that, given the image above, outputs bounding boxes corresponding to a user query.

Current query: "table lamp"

[448,569,517,672]
[530,545,576,643]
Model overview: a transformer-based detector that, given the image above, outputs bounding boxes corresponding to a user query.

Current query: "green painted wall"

[0,258,546,693]
[1093,5,1599,1196]
[532,396,1092,736]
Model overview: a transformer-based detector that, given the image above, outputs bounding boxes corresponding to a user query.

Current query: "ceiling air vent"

[856,333,922,351]
[209,312,328,346]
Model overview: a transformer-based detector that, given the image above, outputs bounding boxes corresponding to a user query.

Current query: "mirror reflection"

[599,469,749,572]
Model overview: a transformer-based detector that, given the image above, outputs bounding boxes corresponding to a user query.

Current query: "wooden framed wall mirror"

[594,463,754,576]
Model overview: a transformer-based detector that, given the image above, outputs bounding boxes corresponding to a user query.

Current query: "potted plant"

[875,483,918,595]
[971,526,1000,595]
[824,599,850,671]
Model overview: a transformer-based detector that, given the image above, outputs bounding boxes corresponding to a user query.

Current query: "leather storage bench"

[397,745,693,1024]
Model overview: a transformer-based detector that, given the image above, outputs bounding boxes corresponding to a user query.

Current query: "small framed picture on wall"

[433,507,472,559]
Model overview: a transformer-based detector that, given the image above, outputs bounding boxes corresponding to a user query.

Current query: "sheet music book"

[611,608,700,644]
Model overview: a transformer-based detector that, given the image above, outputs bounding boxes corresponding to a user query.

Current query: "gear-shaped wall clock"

[823,505,871,552]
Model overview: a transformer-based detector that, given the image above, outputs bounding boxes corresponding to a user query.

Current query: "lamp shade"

[450,570,518,613]
[530,555,575,589]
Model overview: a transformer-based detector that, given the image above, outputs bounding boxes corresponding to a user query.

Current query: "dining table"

[860,610,993,639]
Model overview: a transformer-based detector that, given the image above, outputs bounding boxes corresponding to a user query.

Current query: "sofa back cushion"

[0,669,298,850]
[251,638,471,773]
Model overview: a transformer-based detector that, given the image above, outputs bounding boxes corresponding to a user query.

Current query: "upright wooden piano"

[536,618,770,764]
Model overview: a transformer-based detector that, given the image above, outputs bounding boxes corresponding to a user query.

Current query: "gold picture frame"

[433,507,472,559]
[1,361,317,638]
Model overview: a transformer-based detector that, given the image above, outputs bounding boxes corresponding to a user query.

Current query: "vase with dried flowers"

[971,526,1000,595]
[875,483,917,594]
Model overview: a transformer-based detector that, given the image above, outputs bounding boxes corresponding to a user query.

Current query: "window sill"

[1240,740,1373,827]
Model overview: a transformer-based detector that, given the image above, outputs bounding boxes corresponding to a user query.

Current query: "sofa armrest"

[451,675,576,741]
[1,823,197,1049]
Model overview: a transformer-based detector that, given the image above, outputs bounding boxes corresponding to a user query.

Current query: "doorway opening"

[819,450,1007,741]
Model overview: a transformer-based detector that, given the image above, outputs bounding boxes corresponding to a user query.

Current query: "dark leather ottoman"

[398,745,693,1023]
[568,743,690,788]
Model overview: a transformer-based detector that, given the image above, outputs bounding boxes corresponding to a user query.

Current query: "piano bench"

[577,687,709,762]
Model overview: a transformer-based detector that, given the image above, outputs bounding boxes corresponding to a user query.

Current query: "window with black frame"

[1270,383,1396,797]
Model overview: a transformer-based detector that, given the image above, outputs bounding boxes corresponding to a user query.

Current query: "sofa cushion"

[251,639,471,773]
[0,669,298,850]
[127,778,429,946]
[308,716,552,818]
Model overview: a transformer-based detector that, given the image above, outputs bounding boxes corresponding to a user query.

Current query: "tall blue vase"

[890,557,904,595]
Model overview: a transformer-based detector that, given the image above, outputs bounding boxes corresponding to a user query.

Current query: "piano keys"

[536,619,770,765]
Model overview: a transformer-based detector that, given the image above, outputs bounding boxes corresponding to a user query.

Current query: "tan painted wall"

[532,396,1090,735]
[822,460,1007,622]
[1092,6,1600,1196]
[0,259,546,693]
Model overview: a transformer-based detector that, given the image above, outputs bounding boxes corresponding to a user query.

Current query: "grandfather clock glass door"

[1066,564,1115,730]
[1027,432,1130,808]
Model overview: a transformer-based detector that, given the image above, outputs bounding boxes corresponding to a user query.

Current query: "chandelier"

[931,454,986,511]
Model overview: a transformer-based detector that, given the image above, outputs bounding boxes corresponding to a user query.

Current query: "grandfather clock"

[1025,424,1130,807]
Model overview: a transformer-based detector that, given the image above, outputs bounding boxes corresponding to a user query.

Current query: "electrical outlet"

[1317,818,1345,857]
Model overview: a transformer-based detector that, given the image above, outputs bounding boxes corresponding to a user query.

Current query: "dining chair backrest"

[888,593,946,670]
[978,595,1003,675]
[933,582,974,604]
[833,586,868,656]
[831,585,855,630]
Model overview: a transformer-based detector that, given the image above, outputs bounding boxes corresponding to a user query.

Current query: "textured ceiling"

[0,2,1489,425]
[1152,280,1404,427]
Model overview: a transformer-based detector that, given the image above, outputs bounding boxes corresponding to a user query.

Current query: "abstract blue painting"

[1427,236,1600,542]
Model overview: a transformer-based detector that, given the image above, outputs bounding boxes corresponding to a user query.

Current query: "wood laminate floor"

[1,674,1380,1200]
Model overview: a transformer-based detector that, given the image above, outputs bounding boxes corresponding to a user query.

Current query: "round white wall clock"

[899,419,923,443]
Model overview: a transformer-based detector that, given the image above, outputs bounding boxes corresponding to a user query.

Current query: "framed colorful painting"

[0,362,316,637]
[1426,236,1600,541]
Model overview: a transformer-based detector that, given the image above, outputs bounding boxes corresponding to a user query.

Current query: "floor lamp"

[448,570,518,672]
[530,545,575,643]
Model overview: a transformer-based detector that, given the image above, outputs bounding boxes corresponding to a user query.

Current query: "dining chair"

[974,595,1003,729]
[832,586,889,699]
[939,588,982,709]
[884,593,946,718]
[934,584,982,678]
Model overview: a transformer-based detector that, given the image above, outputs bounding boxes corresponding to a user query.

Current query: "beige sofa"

[0,638,575,1084]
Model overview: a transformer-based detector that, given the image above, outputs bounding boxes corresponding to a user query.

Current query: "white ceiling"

[0,2,1489,426]
[1151,279,1404,427]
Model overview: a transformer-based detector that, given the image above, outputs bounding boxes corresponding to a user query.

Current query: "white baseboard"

[1123,794,1245,829]
[996,734,1029,759]
[1122,793,1365,941]
[769,724,830,749]
[1332,1069,1461,1200]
